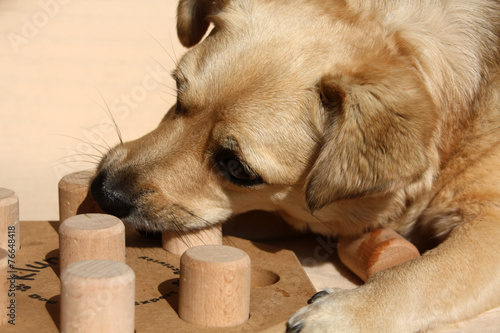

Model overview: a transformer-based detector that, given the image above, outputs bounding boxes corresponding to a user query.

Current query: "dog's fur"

[90,0,500,331]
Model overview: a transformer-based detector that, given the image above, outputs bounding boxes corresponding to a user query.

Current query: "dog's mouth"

[89,170,212,233]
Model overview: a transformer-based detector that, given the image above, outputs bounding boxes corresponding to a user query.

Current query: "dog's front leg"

[287,205,500,332]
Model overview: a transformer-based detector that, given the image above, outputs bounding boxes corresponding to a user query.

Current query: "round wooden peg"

[0,188,20,252]
[338,228,420,282]
[58,170,103,224]
[58,214,126,273]
[162,224,222,255]
[179,245,251,327]
[60,259,135,333]
[0,249,10,326]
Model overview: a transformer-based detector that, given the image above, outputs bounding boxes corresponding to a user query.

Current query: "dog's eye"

[216,153,263,186]
[227,159,252,181]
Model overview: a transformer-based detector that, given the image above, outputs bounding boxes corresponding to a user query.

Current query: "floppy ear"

[177,0,229,47]
[306,71,436,211]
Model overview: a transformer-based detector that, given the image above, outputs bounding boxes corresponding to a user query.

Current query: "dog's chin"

[120,212,166,233]
[118,205,218,234]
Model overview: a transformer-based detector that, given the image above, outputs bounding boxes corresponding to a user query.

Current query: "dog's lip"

[119,206,206,233]
[120,212,165,232]
[122,208,228,235]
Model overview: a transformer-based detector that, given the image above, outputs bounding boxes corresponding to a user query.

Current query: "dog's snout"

[90,171,134,219]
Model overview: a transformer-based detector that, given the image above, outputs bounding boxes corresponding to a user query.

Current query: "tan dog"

[90,0,500,331]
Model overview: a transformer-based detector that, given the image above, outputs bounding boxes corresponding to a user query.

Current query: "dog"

[90,0,500,331]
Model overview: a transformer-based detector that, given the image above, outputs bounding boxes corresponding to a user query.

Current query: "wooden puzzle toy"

[0,170,426,331]
[0,171,316,332]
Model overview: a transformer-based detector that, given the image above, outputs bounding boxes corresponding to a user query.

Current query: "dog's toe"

[307,290,330,304]
[286,321,303,333]
[287,288,367,332]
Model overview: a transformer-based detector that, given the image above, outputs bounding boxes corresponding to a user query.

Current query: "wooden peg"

[338,228,420,282]
[58,170,103,224]
[58,214,125,273]
[179,245,251,327]
[0,188,20,252]
[60,259,135,333]
[162,224,222,255]
[0,249,10,326]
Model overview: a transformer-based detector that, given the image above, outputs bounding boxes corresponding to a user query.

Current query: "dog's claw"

[286,321,303,333]
[307,290,330,304]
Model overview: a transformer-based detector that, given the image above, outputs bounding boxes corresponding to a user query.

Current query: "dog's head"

[91,0,438,234]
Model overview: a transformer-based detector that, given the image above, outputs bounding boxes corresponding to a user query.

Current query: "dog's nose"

[90,171,134,218]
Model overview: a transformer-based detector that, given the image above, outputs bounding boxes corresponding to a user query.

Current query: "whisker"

[64,149,104,163]
[55,152,102,163]
[53,140,103,169]
[52,134,107,156]
[84,127,113,151]
[175,205,212,228]
[169,33,180,65]
[51,160,99,169]
[147,32,179,68]
[174,205,240,249]
[190,228,209,247]
[156,81,178,94]
[170,217,193,249]
[222,234,237,248]
[302,205,337,234]
[94,91,124,145]
[157,90,178,101]
[147,57,177,93]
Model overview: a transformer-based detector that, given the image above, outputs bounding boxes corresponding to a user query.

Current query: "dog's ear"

[177,0,229,47]
[306,71,436,211]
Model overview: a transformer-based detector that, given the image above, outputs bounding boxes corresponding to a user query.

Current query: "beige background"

[1,0,183,220]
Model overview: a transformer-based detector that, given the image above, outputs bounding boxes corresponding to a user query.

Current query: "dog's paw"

[286,288,366,333]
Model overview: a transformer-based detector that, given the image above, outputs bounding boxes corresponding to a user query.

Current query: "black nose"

[90,171,134,218]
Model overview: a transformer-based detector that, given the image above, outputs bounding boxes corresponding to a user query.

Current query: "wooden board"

[4,221,315,332]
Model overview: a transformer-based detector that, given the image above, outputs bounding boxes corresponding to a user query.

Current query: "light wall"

[1,0,185,220]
